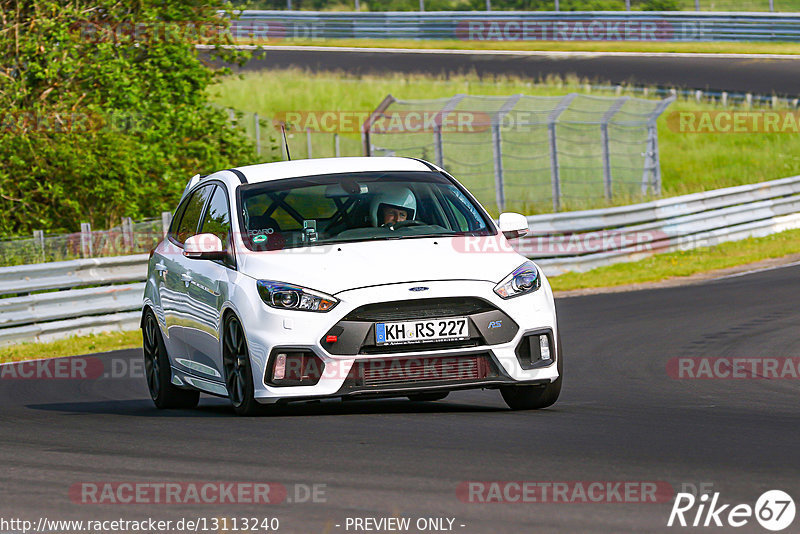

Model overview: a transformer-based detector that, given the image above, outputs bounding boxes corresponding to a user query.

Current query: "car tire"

[407,392,449,402]
[501,332,563,410]
[223,314,265,416]
[142,309,200,410]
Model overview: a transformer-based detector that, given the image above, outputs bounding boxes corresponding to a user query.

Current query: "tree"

[0,1,264,236]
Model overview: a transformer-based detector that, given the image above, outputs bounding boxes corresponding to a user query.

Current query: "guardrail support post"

[80,223,93,258]
[122,217,134,251]
[161,212,172,238]
[33,230,44,262]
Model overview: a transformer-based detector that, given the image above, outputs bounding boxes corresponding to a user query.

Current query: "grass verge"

[548,228,800,291]
[0,330,141,364]
[246,38,800,56]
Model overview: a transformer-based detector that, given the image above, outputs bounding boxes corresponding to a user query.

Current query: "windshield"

[237,171,495,251]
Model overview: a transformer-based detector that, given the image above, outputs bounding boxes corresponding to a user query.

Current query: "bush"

[0,1,267,237]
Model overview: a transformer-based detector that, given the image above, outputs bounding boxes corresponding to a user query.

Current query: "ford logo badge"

[409,286,429,292]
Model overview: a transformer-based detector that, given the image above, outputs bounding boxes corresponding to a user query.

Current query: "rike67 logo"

[668,490,795,531]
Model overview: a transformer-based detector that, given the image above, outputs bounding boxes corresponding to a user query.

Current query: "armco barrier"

[3,175,800,345]
[233,11,800,42]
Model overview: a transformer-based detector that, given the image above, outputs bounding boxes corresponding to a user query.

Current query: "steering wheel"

[386,220,427,230]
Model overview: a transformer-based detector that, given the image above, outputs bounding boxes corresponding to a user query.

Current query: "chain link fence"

[0,217,168,268]
[364,93,674,214]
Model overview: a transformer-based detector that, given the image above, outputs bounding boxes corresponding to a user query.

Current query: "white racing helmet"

[369,185,417,226]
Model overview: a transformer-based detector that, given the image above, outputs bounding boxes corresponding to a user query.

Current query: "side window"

[172,185,214,245]
[199,186,231,248]
[445,197,470,232]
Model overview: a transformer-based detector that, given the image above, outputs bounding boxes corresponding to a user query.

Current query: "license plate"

[375,318,469,345]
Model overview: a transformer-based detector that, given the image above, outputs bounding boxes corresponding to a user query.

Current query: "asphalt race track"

[2,265,799,533]
[229,47,800,96]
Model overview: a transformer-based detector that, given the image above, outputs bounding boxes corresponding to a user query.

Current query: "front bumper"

[238,279,559,403]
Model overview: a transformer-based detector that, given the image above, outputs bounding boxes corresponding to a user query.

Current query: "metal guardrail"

[3,175,800,345]
[234,11,800,42]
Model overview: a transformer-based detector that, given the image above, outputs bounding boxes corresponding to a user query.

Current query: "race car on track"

[141,157,562,415]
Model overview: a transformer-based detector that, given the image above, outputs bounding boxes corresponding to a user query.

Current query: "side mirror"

[184,233,226,260]
[498,212,529,240]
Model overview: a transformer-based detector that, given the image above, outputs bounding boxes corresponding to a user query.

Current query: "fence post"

[642,96,675,196]
[770,0,774,11]
[255,113,261,156]
[600,96,629,202]
[420,0,425,10]
[334,133,341,157]
[554,0,559,10]
[432,93,466,169]
[491,124,505,213]
[121,217,134,251]
[625,0,630,10]
[33,230,44,262]
[486,0,491,10]
[490,94,522,213]
[695,0,699,9]
[80,222,93,258]
[362,94,397,157]
[306,128,313,158]
[547,94,577,213]
[161,211,172,238]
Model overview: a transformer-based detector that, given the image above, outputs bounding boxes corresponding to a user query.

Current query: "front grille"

[343,297,496,322]
[358,354,491,387]
[359,339,479,355]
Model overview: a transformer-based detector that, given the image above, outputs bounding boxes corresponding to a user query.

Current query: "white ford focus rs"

[141,157,562,415]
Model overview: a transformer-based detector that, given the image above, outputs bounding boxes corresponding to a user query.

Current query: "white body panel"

[143,157,561,404]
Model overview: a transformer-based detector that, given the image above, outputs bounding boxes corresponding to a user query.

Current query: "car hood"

[237,236,527,295]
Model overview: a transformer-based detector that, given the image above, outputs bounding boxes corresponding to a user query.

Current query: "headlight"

[494,261,541,299]
[257,281,338,312]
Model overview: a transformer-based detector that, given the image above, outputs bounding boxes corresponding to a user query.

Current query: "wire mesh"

[367,93,674,214]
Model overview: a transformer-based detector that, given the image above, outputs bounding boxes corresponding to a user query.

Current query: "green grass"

[249,38,800,55]
[0,330,141,364]
[548,227,800,291]
[210,69,800,213]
